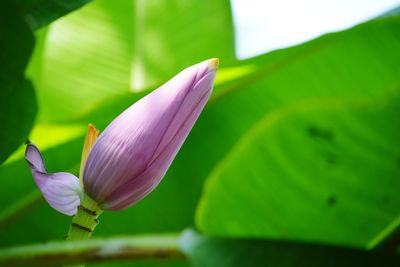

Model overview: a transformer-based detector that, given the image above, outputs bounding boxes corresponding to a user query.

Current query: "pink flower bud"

[25,59,218,215]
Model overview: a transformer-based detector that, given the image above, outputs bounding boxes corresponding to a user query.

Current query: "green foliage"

[197,95,400,247]
[182,230,400,267]
[0,2,37,166]
[0,0,400,266]
[29,0,234,122]
[130,0,236,91]
[16,0,91,30]
[28,0,134,122]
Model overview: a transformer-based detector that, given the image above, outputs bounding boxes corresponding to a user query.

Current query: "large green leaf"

[196,94,400,247]
[0,2,37,165]
[130,0,236,91]
[27,0,134,122]
[181,230,400,267]
[191,15,400,246]
[29,0,235,122]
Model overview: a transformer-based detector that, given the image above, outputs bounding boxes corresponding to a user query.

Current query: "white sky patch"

[231,0,400,59]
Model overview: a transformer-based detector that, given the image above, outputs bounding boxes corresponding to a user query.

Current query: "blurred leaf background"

[1,0,400,266]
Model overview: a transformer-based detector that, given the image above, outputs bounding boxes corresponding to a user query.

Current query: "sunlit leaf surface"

[30,0,234,122]
[197,94,400,247]
[28,0,134,122]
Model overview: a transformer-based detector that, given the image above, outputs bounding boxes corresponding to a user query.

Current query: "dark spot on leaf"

[327,196,337,206]
[307,125,334,142]
[321,130,334,141]
[326,154,337,165]
[307,126,319,137]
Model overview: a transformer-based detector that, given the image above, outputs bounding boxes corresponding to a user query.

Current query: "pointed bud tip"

[208,58,219,71]
[87,123,100,135]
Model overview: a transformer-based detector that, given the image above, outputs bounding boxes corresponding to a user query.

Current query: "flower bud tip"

[208,58,219,71]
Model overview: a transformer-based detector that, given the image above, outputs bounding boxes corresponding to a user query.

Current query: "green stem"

[0,234,183,267]
[65,194,103,267]
[67,194,103,241]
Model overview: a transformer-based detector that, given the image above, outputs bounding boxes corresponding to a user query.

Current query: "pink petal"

[83,59,218,208]
[103,78,213,210]
[25,143,82,216]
